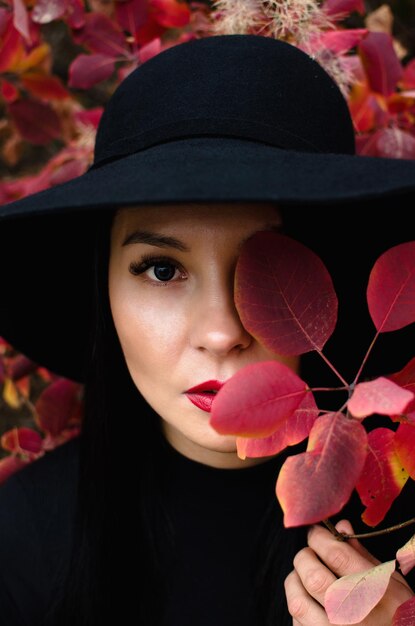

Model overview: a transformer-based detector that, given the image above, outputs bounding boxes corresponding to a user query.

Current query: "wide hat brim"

[2,136,415,217]
[1,134,415,383]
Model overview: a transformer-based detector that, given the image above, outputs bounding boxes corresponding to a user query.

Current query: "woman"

[0,34,414,626]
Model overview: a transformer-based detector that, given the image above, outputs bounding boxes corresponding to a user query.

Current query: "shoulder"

[0,436,80,625]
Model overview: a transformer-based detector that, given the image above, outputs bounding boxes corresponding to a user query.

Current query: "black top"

[0,436,414,626]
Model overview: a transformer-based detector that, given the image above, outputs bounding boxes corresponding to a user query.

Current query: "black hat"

[1,33,414,383]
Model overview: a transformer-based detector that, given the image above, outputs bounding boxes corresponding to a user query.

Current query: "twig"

[324,517,415,541]
[343,517,415,540]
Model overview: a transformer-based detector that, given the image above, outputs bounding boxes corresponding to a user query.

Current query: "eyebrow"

[121,222,283,251]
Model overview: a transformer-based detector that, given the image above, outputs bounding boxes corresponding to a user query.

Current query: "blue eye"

[129,254,184,285]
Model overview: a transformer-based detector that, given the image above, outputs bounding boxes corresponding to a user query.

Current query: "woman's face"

[109,202,299,468]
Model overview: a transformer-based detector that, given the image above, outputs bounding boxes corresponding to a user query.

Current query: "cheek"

[109,276,187,373]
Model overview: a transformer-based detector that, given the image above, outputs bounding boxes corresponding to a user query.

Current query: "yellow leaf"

[2,378,22,408]
[15,43,50,73]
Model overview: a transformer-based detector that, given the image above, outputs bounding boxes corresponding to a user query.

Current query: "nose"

[189,277,252,357]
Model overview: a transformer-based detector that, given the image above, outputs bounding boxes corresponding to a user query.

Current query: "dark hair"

[44,207,307,626]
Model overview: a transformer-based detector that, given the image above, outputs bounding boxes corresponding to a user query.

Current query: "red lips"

[185,379,224,393]
[184,379,225,413]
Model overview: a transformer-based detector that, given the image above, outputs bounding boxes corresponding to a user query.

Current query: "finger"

[335,520,413,592]
[335,519,380,565]
[284,569,330,625]
[293,547,337,606]
[307,522,381,577]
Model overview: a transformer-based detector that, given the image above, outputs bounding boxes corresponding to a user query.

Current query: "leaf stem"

[344,517,415,540]
[325,517,415,541]
[323,518,344,539]
[352,329,380,386]
[316,349,349,387]
[310,386,349,393]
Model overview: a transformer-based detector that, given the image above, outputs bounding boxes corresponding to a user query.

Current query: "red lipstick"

[184,379,224,413]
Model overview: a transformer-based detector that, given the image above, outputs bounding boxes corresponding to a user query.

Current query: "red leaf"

[310,28,367,54]
[49,158,89,185]
[0,7,9,36]
[72,13,127,56]
[388,356,415,421]
[393,596,415,626]
[1,79,19,103]
[150,0,190,28]
[1,426,43,455]
[138,36,162,63]
[9,98,61,144]
[348,82,377,133]
[35,378,82,436]
[66,0,85,29]
[21,73,70,100]
[209,360,307,438]
[402,59,415,90]
[355,428,409,526]
[0,19,24,72]
[374,127,415,160]
[68,53,116,89]
[31,0,67,23]
[276,412,368,527]
[0,454,29,484]
[367,241,415,332]
[395,423,415,479]
[236,391,319,459]
[396,534,415,576]
[13,0,31,42]
[234,232,338,356]
[348,377,414,419]
[323,0,365,19]
[7,354,38,380]
[74,106,103,128]
[359,32,403,96]
[325,560,395,624]
[115,0,149,37]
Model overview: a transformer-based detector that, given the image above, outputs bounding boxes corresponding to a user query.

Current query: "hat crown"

[93,34,355,168]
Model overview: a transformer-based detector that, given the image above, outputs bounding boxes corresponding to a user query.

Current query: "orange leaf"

[0,19,24,72]
[21,72,69,100]
[236,391,319,459]
[395,423,415,478]
[355,428,409,526]
[15,42,50,73]
[276,412,368,527]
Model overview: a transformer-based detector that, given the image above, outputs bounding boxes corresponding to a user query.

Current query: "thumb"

[335,519,380,565]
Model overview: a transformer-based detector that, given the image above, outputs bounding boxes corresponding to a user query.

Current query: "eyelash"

[129,254,186,286]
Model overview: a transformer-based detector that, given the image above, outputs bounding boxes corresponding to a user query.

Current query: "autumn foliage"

[210,231,415,623]
[1,1,415,622]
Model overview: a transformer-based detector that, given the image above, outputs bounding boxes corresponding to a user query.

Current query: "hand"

[284,519,414,625]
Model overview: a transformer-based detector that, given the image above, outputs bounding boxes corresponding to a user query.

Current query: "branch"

[324,517,415,541]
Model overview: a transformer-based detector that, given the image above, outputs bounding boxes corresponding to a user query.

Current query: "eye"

[129,254,186,286]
